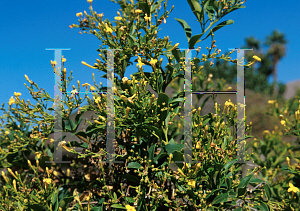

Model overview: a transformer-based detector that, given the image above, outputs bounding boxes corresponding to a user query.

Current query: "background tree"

[264,30,288,97]
[202,32,287,100]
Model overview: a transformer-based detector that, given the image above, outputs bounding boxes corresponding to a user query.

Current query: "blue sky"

[1,0,299,130]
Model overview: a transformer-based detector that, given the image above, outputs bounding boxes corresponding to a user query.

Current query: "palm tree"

[264,30,287,97]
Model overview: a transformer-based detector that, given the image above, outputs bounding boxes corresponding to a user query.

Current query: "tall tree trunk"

[273,54,279,97]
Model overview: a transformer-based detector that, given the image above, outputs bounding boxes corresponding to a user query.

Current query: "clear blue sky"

[1,0,299,130]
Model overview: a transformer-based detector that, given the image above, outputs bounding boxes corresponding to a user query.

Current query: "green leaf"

[222,160,237,171]
[74,112,84,128]
[127,162,142,169]
[264,184,271,200]
[187,0,203,22]
[171,49,182,63]
[118,174,140,184]
[165,111,172,129]
[153,148,166,163]
[238,174,253,188]
[150,0,164,13]
[226,172,232,190]
[257,202,269,211]
[202,118,211,126]
[171,97,185,104]
[228,189,236,198]
[189,33,204,49]
[69,141,89,149]
[58,196,74,210]
[111,204,126,209]
[27,205,46,210]
[249,177,264,184]
[139,1,150,16]
[147,125,162,140]
[171,70,184,80]
[174,18,192,42]
[204,0,214,20]
[202,20,234,42]
[237,187,247,197]
[157,93,169,122]
[212,193,228,205]
[173,150,184,164]
[165,143,184,154]
[148,144,156,162]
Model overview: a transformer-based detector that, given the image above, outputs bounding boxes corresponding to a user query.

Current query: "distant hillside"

[284,79,300,100]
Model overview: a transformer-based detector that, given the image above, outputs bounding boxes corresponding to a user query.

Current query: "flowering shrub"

[1,0,299,210]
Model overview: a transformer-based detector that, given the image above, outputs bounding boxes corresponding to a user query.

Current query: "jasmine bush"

[1,0,299,210]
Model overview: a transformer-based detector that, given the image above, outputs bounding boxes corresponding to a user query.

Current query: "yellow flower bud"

[205,125,208,131]
[126,107,130,118]
[286,157,290,167]
[8,168,18,180]
[13,179,17,190]
[177,168,186,177]
[196,141,201,149]
[168,43,179,52]
[2,171,9,183]
[149,94,155,106]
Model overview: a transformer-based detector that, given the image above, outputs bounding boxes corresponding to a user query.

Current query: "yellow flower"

[125,205,136,211]
[280,120,286,126]
[144,13,151,22]
[43,178,53,185]
[87,0,93,3]
[90,86,96,91]
[35,152,41,160]
[253,55,261,62]
[51,60,57,66]
[115,16,122,21]
[188,179,196,188]
[71,89,78,95]
[93,96,101,104]
[137,57,145,69]
[288,182,299,199]
[288,183,299,192]
[262,130,270,136]
[105,23,113,34]
[76,12,83,17]
[135,9,143,14]
[98,13,104,18]
[196,141,201,149]
[135,9,143,22]
[5,131,10,135]
[14,92,22,97]
[268,100,275,104]
[149,58,158,67]
[122,77,128,84]
[62,57,66,63]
